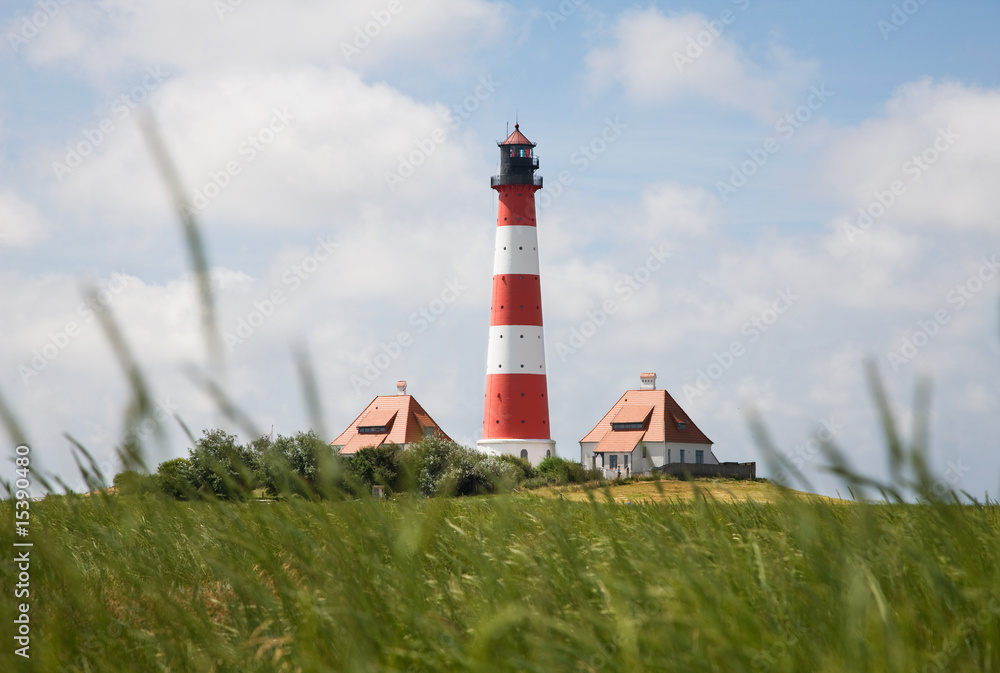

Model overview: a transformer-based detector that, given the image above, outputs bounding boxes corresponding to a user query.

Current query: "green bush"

[401,436,459,496]
[346,443,404,494]
[535,456,594,485]
[153,457,196,500]
[400,438,528,497]
[187,429,257,500]
[254,430,337,498]
[111,469,158,496]
[496,453,536,481]
[142,434,539,501]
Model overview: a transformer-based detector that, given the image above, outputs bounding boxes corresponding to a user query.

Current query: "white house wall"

[581,440,718,474]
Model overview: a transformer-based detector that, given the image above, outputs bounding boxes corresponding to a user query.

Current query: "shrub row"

[112,430,602,500]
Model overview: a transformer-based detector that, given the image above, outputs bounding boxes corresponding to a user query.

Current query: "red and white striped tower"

[477,124,556,464]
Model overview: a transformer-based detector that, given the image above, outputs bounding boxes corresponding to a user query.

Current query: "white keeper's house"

[580,373,719,477]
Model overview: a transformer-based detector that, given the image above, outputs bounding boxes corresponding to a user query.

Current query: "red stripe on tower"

[477,124,556,465]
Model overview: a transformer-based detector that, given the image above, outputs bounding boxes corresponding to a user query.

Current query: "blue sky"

[2,0,999,498]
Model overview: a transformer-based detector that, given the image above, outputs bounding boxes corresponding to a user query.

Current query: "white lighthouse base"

[477,438,557,466]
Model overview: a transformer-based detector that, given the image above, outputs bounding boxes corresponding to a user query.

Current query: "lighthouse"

[477,124,556,465]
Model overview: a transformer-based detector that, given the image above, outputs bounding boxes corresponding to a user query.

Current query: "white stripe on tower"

[492,226,540,275]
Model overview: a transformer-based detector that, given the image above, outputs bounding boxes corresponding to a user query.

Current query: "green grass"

[3,491,999,671]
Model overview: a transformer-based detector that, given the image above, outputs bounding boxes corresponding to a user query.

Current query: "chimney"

[639,372,656,389]
[396,380,407,395]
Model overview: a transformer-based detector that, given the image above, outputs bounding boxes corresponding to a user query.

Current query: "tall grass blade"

[82,283,154,473]
[293,342,327,442]
[139,111,223,370]
[184,365,261,441]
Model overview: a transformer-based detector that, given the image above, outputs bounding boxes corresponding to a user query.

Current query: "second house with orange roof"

[330,381,451,455]
[580,373,718,477]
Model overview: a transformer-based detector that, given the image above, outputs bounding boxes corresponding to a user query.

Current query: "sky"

[1,0,999,499]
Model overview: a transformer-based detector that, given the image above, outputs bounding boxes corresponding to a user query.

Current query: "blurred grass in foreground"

[1,490,999,671]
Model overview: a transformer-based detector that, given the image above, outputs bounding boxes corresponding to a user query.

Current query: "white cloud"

[18,0,503,76]
[823,79,1000,233]
[41,64,492,234]
[641,181,719,239]
[586,8,812,119]
[0,190,49,248]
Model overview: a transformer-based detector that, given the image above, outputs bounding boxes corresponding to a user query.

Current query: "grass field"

[525,477,841,504]
[3,489,999,672]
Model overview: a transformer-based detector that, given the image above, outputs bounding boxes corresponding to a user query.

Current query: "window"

[641,445,647,458]
[611,422,644,431]
[609,455,618,469]
[679,449,686,463]
[358,425,386,434]
[623,454,629,467]
[696,450,704,464]
[546,449,551,458]
[667,449,671,463]
[520,449,528,459]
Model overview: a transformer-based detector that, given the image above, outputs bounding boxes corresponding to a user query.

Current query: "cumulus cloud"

[824,79,1000,234]
[586,7,812,119]
[44,65,485,230]
[641,181,720,239]
[16,0,504,76]
[0,190,49,248]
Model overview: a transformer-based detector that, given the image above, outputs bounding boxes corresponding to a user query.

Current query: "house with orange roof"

[330,381,451,454]
[580,372,720,477]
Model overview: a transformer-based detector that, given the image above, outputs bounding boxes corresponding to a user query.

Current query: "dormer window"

[358,425,387,434]
[611,422,644,431]
[677,422,687,430]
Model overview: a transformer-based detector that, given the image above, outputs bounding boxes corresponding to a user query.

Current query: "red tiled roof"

[330,395,451,453]
[500,124,535,146]
[340,432,389,455]
[360,408,397,429]
[594,429,644,454]
[611,404,654,425]
[580,388,712,445]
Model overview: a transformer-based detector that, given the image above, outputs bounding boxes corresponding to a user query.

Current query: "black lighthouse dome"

[492,123,542,188]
